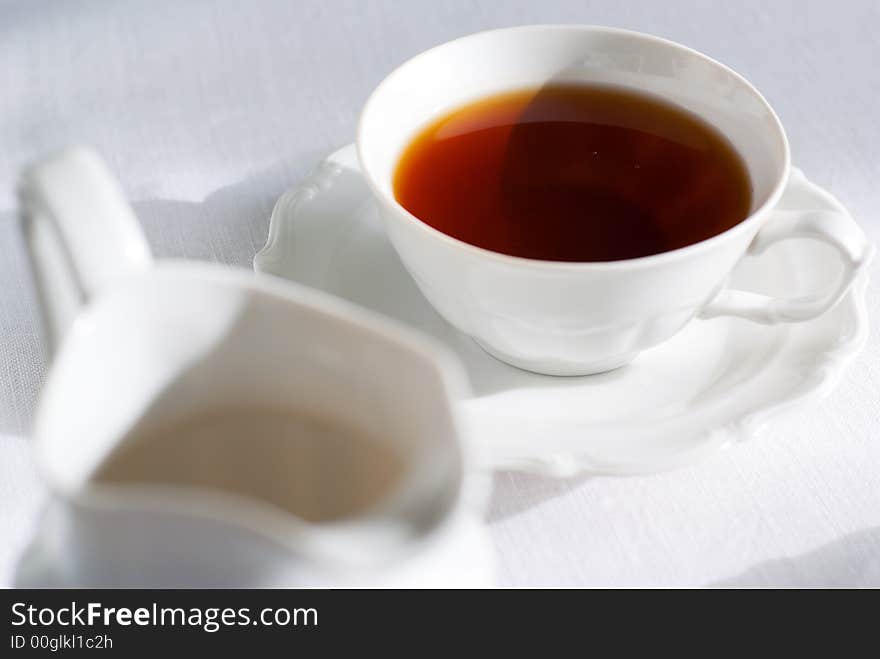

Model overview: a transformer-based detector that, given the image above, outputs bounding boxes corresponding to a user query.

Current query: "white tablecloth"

[1,0,878,587]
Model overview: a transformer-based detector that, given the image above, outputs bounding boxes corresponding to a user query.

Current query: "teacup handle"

[699,207,872,324]
[19,147,152,352]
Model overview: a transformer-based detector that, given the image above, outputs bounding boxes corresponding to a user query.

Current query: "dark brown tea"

[393,84,752,262]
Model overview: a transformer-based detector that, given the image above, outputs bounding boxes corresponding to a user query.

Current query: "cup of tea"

[357,25,872,375]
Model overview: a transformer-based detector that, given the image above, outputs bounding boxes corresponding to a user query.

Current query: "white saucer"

[255,145,870,477]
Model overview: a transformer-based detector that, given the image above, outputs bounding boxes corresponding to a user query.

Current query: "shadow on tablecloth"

[710,526,880,587]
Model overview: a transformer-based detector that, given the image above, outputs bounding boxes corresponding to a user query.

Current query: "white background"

[0,0,878,586]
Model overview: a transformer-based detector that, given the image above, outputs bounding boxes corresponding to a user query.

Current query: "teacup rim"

[356,23,792,270]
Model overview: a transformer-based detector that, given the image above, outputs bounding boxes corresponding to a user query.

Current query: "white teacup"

[357,25,872,375]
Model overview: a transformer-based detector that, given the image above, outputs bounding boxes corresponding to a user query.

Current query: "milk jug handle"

[18,148,152,353]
